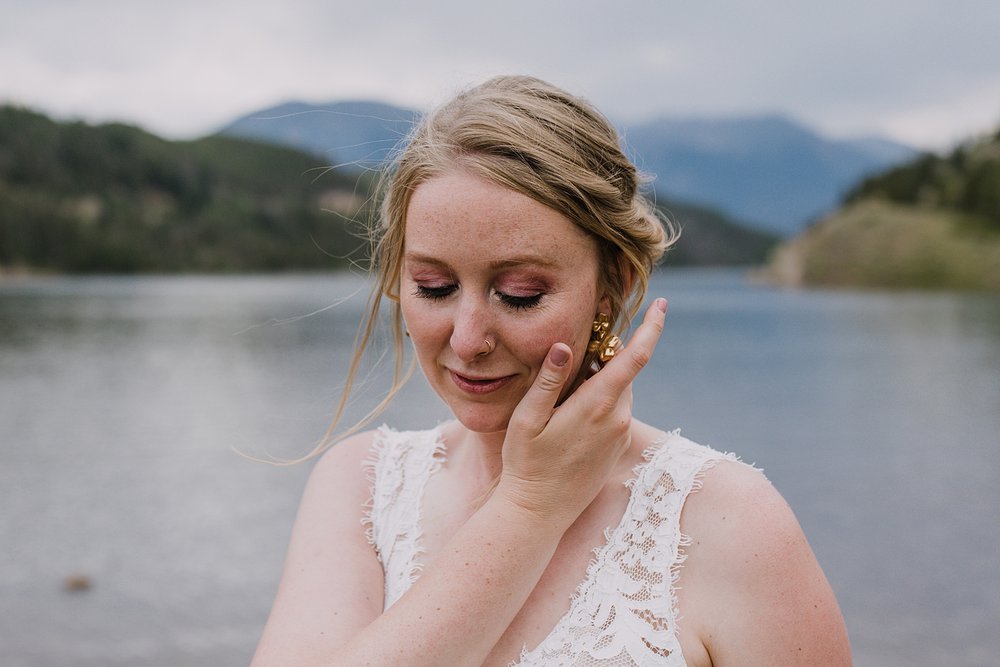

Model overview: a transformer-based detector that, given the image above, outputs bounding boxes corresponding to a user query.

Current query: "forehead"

[403,171,599,269]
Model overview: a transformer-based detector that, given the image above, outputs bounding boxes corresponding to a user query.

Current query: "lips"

[449,370,516,394]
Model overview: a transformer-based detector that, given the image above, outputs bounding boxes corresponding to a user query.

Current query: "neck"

[443,421,507,488]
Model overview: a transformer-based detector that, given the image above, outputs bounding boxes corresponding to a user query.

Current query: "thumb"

[509,343,573,436]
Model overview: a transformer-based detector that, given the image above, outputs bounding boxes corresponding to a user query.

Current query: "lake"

[1,269,998,666]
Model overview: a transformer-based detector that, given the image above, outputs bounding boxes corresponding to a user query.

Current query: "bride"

[253,75,851,666]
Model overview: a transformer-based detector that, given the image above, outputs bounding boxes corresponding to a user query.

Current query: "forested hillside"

[762,127,1000,290]
[0,106,366,272]
[845,128,1000,229]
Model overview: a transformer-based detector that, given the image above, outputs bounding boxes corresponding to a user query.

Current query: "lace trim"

[363,426,744,667]
[361,424,446,610]
[511,432,738,667]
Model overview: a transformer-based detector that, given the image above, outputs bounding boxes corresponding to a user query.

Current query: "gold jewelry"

[598,334,622,363]
[588,313,621,364]
[478,339,494,356]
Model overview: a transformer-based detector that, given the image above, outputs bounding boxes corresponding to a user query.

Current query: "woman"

[253,76,851,666]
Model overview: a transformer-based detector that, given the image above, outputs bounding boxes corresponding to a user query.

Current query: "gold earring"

[588,313,622,364]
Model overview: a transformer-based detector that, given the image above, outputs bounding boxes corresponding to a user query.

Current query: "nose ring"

[478,339,494,356]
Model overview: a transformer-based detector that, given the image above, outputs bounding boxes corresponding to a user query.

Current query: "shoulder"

[254,428,390,662]
[682,454,783,541]
[678,455,852,665]
[308,424,445,504]
[307,428,380,495]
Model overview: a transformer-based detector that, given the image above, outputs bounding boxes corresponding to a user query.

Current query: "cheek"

[517,316,593,369]
[402,305,446,342]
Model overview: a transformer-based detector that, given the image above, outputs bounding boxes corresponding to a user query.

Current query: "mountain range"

[219,101,917,236]
[0,104,775,273]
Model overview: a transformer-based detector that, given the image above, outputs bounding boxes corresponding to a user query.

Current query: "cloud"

[1,0,998,149]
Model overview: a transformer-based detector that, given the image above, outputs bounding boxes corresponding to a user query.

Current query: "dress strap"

[513,431,737,666]
[362,425,446,610]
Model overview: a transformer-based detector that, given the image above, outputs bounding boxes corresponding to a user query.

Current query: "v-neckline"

[415,428,677,665]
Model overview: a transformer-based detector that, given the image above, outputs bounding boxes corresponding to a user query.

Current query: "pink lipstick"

[449,371,514,394]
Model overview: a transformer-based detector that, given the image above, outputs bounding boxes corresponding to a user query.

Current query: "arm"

[680,462,852,666]
[253,433,569,666]
[253,300,669,666]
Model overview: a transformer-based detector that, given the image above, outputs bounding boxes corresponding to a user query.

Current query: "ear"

[596,261,636,319]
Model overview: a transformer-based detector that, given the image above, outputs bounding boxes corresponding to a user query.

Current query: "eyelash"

[412,285,543,311]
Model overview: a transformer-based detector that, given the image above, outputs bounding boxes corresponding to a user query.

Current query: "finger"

[588,298,667,395]
[508,343,574,435]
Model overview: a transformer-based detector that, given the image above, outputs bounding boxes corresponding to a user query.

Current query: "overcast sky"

[2,0,998,151]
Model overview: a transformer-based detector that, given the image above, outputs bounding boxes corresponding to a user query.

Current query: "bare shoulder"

[679,459,852,666]
[683,458,794,555]
[287,428,382,574]
[253,429,384,665]
[306,429,379,499]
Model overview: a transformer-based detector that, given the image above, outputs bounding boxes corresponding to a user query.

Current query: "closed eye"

[496,291,543,311]
[413,284,457,300]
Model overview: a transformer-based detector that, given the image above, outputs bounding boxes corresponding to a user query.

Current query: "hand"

[497,298,668,528]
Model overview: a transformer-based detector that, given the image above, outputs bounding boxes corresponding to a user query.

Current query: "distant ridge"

[624,114,917,235]
[218,102,916,236]
[218,101,420,170]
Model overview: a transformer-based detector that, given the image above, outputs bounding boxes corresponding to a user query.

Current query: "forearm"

[253,490,561,667]
[335,491,563,666]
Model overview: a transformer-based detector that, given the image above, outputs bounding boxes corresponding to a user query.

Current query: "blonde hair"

[304,75,676,461]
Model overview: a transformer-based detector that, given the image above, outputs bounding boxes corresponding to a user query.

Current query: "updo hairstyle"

[312,75,676,459]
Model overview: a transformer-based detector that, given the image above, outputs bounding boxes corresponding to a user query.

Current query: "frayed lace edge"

[405,427,448,587]
[360,424,448,605]
[360,424,395,553]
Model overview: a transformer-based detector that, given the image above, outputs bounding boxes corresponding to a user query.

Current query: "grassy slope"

[761,199,1000,290]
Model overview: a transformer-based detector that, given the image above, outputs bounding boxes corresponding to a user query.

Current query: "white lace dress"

[363,425,740,667]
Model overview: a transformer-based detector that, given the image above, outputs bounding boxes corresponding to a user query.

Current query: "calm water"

[1,270,998,666]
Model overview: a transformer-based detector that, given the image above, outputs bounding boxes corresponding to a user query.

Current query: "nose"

[449,294,494,363]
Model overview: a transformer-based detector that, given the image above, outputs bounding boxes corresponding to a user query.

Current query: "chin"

[448,403,516,435]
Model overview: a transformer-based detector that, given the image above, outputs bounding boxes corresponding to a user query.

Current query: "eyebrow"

[403,252,560,270]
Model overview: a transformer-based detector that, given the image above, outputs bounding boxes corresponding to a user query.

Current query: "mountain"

[758,126,1000,290]
[218,100,420,170]
[657,199,776,266]
[218,103,916,236]
[624,115,916,236]
[218,101,780,266]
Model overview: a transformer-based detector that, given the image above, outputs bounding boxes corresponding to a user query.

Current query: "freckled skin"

[400,170,606,435]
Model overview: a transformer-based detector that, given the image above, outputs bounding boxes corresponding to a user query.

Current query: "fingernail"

[655,298,667,313]
[550,345,569,367]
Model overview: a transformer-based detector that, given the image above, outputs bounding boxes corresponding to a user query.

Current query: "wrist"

[490,475,577,536]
